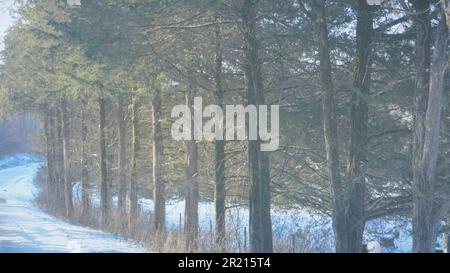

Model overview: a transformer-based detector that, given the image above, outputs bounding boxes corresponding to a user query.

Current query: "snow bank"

[0,154,149,253]
[70,168,423,252]
[0,153,42,170]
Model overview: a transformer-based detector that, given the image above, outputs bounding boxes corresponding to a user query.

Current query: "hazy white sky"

[0,1,15,51]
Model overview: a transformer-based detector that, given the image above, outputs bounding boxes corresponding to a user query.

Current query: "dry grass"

[35,168,332,253]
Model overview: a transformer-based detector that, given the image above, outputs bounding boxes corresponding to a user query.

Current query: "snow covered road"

[0,155,149,253]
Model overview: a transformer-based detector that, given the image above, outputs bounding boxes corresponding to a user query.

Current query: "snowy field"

[73,164,416,253]
[0,154,423,253]
[0,154,149,253]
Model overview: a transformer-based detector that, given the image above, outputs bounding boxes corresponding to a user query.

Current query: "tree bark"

[184,82,199,252]
[152,86,165,233]
[128,96,140,235]
[55,103,66,212]
[44,106,56,205]
[61,96,74,219]
[214,10,226,250]
[344,0,373,253]
[312,0,347,253]
[444,232,450,253]
[99,95,109,228]
[50,111,61,207]
[240,0,273,253]
[411,0,433,253]
[412,8,448,252]
[80,98,90,220]
[443,0,450,30]
[117,94,127,214]
[47,108,58,205]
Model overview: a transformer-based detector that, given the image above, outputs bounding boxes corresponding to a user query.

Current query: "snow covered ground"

[0,154,149,253]
[0,153,423,253]
[73,174,416,253]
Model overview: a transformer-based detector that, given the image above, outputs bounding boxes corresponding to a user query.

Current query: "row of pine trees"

[0,0,449,252]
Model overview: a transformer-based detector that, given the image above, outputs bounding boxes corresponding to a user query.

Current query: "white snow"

[367,241,381,253]
[1,153,423,253]
[73,175,419,252]
[0,155,149,253]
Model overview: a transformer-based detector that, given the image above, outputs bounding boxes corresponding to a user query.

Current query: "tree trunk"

[214,10,226,250]
[443,0,450,30]
[50,111,61,207]
[312,0,346,253]
[152,87,165,233]
[344,0,373,253]
[411,0,433,253]
[99,95,109,228]
[61,96,73,219]
[80,98,90,220]
[55,104,66,212]
[128,96,140,235]
[184,83,199,252]
[444,232,450,253]
[241,0,273,253]
[47,108,58,205]
[412,9,448,252]
[117,95,127,214]
[44,106,56,205]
